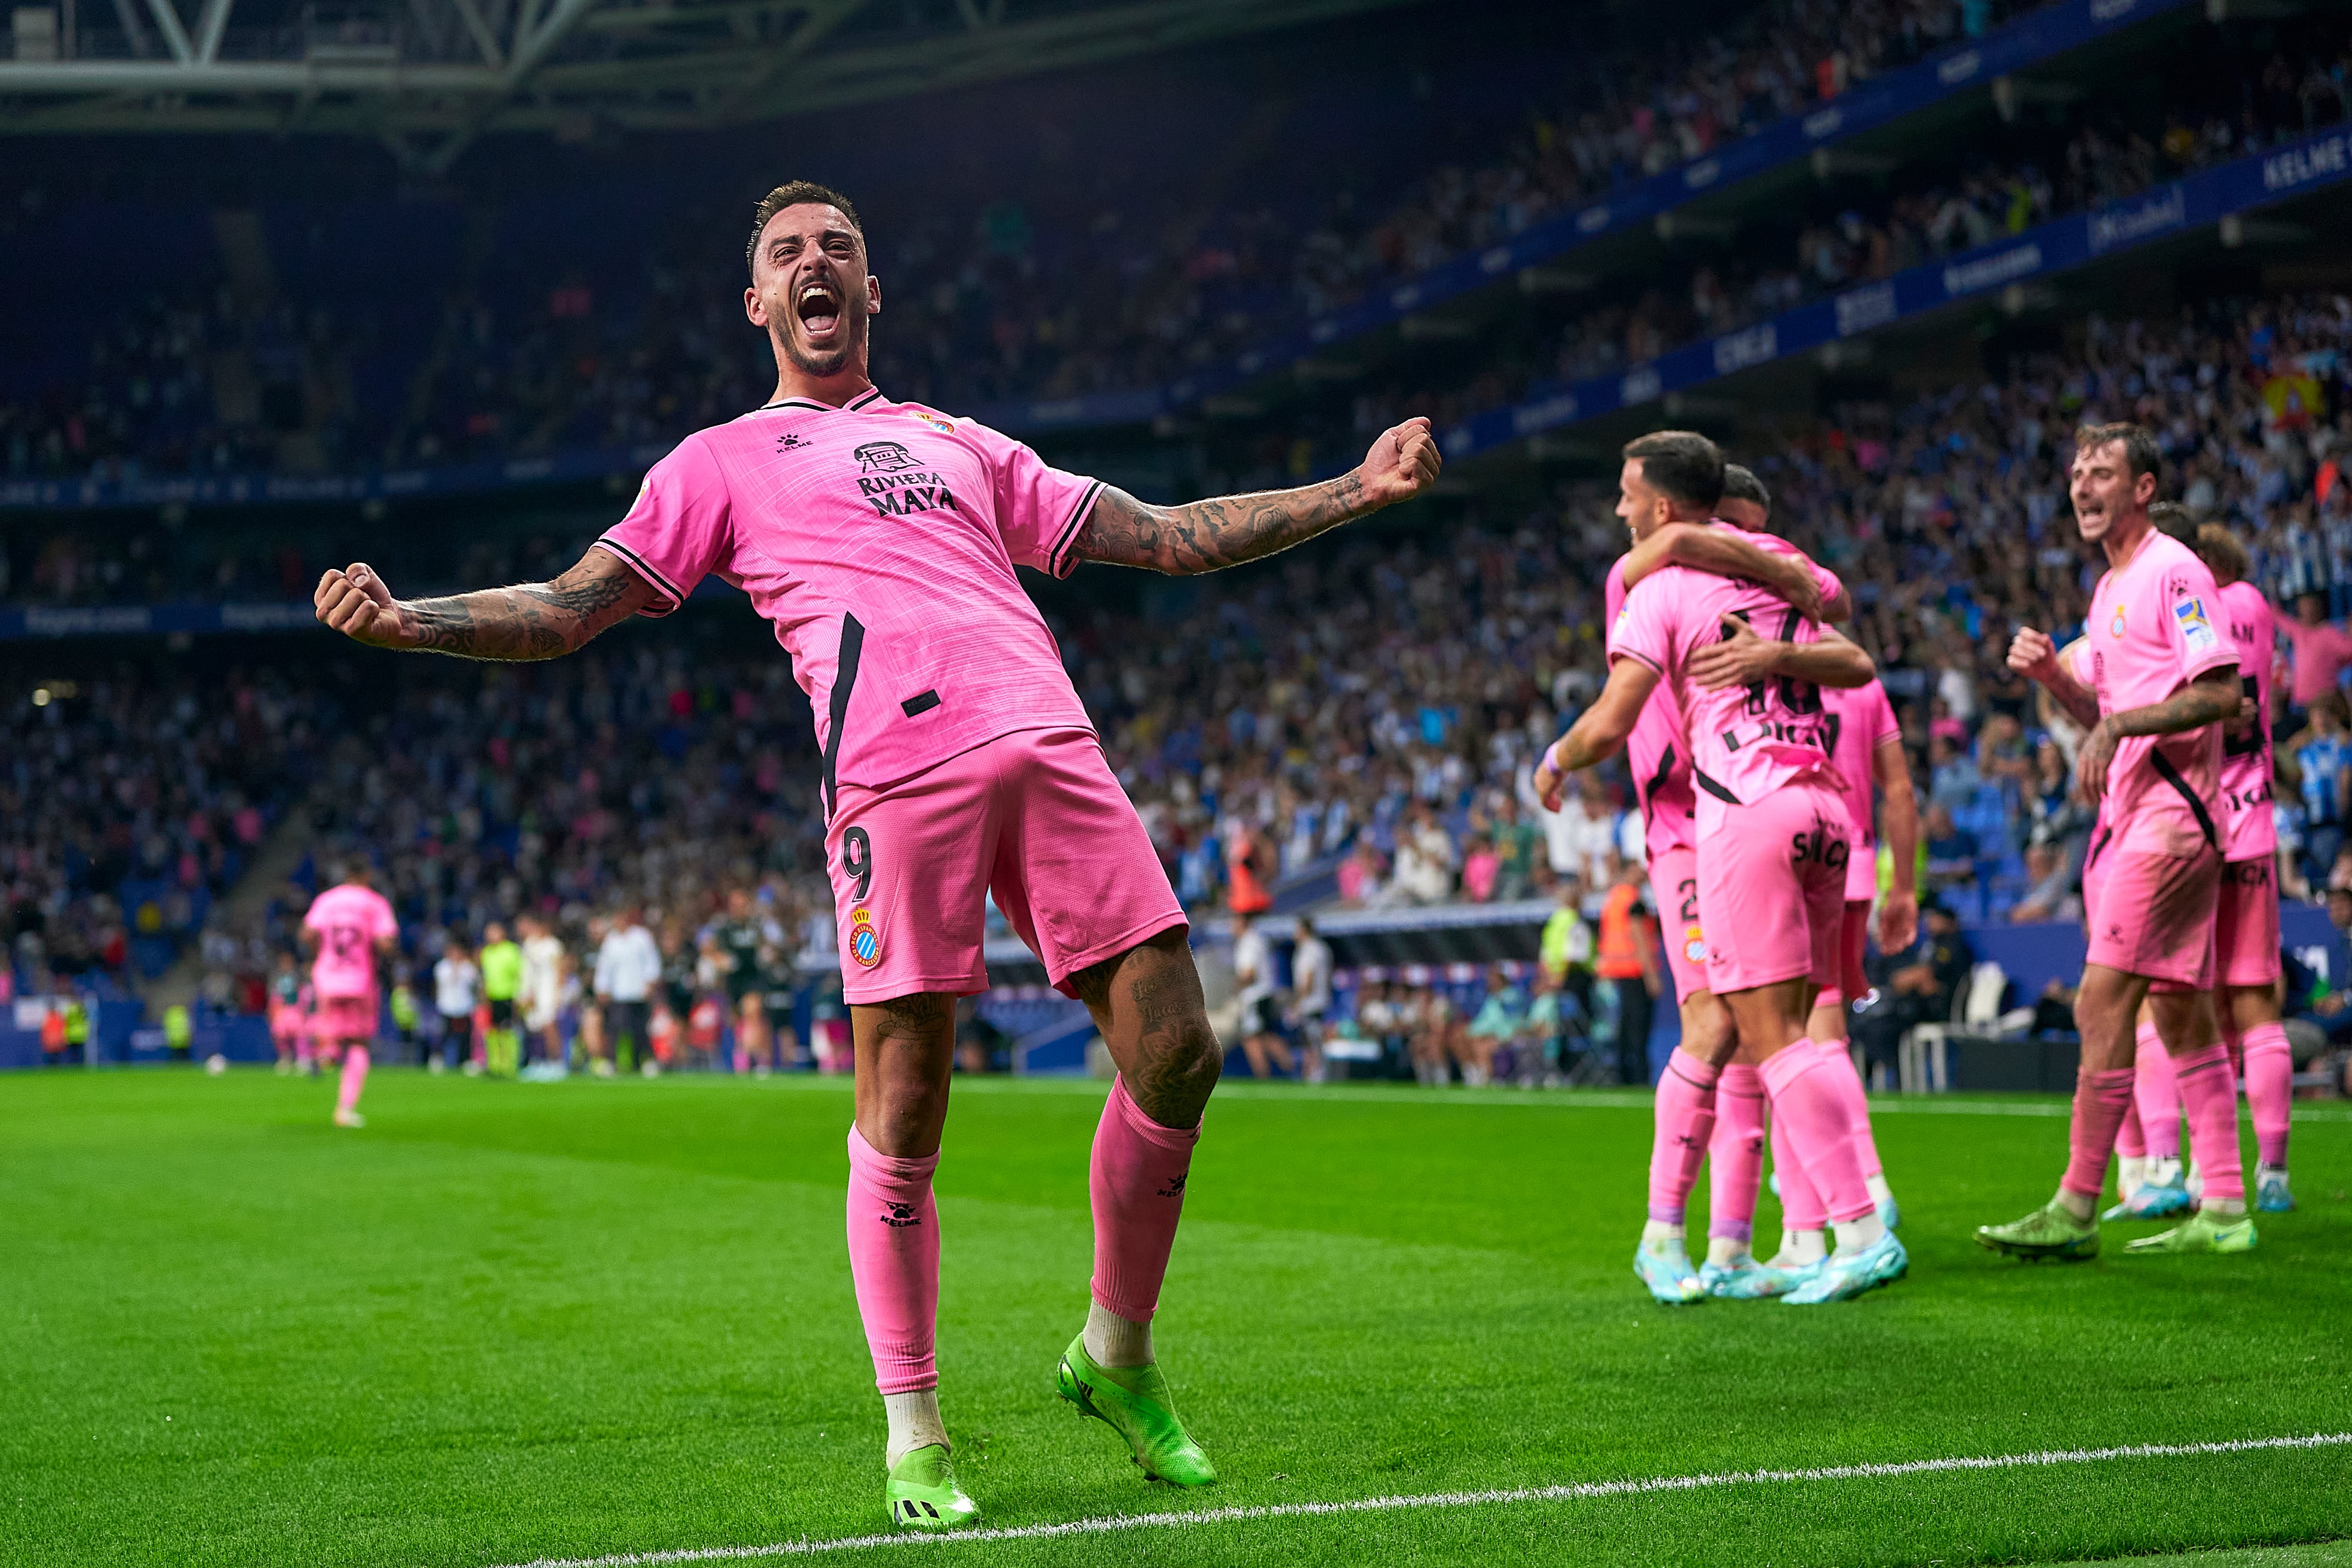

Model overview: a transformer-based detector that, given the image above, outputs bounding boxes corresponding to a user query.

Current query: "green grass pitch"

[4,1068,2350,1567]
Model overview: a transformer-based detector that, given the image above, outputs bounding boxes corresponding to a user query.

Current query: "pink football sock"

[1757,1043,1872,1224]
[1707,1064,1765,1243]
[1811,1037,1882,1178]
[845,1125,941,1394]
[2114,1092,2146,1159]
[2239,1021,2293,1168]
[1648,1048,1722,1224]
[1088,1076,1200,1322]
[335,1045,370,1114]
[1767,1102,1827,1231]
[2062,1066,2138,1199]
[2133,1022,2180,1160]
[2171,1044,2246,1203]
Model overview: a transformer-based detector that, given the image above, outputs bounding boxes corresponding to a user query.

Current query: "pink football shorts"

[826,726,1187,1005]
[1646,846,1710,1004]
[1699,780,1849,997]
[313,992,377,1042]
[2084,842,2219,993]
[2213,857,2282,991]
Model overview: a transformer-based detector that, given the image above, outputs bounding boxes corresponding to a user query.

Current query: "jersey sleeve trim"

[1610,647,1665,676]
[592,537,686,617]
[1046,479,1106,580]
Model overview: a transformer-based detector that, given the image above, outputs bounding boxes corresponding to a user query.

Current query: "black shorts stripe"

[1640,743,1679,817]
[1694,768,1742,805]
[820,612,866,821]
[2149,750,2220,852]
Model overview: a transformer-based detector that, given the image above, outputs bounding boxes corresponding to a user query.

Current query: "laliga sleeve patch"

[2173,595,2218,654]
[848,907,884,969]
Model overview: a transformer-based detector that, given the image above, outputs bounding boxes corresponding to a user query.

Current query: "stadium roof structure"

[0,0,1426,168]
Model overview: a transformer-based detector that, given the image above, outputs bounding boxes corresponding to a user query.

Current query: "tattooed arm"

[2073,665,2240,804]
[1074,417,1442,575]
[2009,625,2100,731]
[312,545,657,661]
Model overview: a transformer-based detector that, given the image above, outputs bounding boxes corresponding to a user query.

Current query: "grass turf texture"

[3,1072,2350,1568]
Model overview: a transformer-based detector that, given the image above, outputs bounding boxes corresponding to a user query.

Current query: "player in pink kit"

[1539,432,1905,1305]
[313,181,1441,1529]
[2196,521,2296,1213]
[302,863,399,1129]
[1980,424,2254,1261]
[1591,460,1871,1302]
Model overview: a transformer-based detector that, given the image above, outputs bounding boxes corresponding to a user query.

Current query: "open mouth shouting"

[796,278,843,347]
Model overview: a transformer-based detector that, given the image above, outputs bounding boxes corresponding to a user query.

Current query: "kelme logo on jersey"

[848,907,883,969]
[2174,595,2218,653]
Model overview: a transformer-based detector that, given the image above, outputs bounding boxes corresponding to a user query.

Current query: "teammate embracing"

[314,179,1440,1528]
[1539,431,1906,1305]
[1978,424,2255,1261]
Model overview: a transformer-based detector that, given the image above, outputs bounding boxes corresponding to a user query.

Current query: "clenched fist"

[314,563,416,649]
[1358,417,1443,509]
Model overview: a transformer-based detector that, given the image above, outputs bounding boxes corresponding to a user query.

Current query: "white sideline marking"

[489,1430,2352,1565]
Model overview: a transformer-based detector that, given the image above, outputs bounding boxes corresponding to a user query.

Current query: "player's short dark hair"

[2075,421,2161,484]
[2149,500,2197,547]
[1721,463,1771,514]
[2194,520,2251,586]
[1621,430,1725,510]
[746,181,864,278]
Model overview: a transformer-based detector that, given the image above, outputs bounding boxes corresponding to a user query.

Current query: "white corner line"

[483,1430,2352,1566]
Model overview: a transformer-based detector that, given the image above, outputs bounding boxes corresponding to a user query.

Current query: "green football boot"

[883,1444,978,1532]
[1974,1201,2099,1262]
[1055,1335,1217,1486]
[2124,1209,2258,1255]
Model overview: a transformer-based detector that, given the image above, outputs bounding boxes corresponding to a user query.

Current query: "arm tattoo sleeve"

[400,550,649,663]
[2110,668,2241,738]
[1073,473,1371,576]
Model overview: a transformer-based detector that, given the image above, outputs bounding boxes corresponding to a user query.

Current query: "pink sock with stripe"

[2171,1044,2246,1204]
[1648,1049,1720,1224]
[1088,1076,1199,1322]
[1707,1064,1765,1243]
[845,1126,940,1394]
[1757,1043,1872,1225]
[2239,1021,2293,1168]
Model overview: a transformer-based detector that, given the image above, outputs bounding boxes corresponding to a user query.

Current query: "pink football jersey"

[1824,678,1901,901]
[1611,563,1849,842]
[305,883,397,999]
[2083,532,2236,858]
[2214,577,2277,861]
[1602,525,1840,864]
[597,389,1102,807]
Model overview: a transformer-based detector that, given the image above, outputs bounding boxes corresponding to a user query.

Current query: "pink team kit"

[305,882,397,1039]
[2212,577,2280,988]
[2080,534,2235,991]
[596,388,1185,1005]
[1602,530,1842,1004]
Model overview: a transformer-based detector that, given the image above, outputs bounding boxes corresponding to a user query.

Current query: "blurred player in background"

[269,951,308,1075]
[313,178,1438,1529]
[302,863,398,1128]
[1979,425,2253,1261]
[479,922,524,1079]
[433,934,479,1075]
[1541,431,1903,1305]
[521,915,567,1071]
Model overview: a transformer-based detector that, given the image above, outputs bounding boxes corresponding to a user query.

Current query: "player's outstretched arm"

[1688,616,1875,690]
[313,546,657,661]
[1531,657,1662,810]
[2009,626,2099,730]
[1620,524,1841,621]
[2074,665,2240,802]
[1074,418,1440,575]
